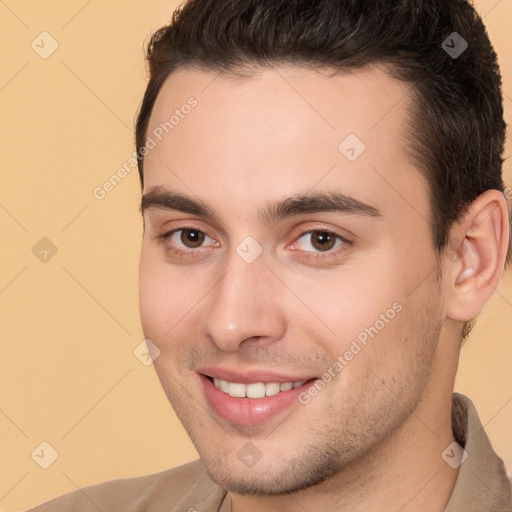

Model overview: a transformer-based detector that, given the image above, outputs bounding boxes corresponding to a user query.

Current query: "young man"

[28,0,511,510]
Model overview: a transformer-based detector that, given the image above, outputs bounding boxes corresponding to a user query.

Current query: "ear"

[445,189,510,321]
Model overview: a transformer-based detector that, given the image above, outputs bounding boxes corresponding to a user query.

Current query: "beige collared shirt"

[27,393,511,511]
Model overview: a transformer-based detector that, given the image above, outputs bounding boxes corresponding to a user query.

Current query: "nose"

[201,253,287,353]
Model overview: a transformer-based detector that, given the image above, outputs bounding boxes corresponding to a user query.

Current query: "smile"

[200,373,318,425]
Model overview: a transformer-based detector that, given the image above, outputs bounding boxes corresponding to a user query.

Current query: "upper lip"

[197,366,317,384]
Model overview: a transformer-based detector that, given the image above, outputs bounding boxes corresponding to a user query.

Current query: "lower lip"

[200,375,316,426]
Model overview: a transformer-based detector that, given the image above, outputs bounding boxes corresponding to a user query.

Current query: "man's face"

[139,65,448,494]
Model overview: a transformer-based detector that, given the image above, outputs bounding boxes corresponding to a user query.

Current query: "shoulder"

[26,459,226,512]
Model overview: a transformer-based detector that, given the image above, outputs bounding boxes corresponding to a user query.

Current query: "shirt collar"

[444,392,511,511]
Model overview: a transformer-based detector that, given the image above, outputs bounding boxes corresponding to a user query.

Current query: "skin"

[138,64,509,512]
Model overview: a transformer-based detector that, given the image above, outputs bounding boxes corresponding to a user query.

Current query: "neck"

[229,393,459,512]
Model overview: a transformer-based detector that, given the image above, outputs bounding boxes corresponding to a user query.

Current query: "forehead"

[142,64,428,226]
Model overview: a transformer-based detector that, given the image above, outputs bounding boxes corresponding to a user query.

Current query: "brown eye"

[156,227,217,258]
[294,229,347,255]
[180,229,206,248]
[310,231,337,251]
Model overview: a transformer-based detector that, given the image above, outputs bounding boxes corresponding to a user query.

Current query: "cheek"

[295,263,417,382]
[139,249,189,341]
[139,254,165,335]
[300,266,403,340]
[138,248,219,348]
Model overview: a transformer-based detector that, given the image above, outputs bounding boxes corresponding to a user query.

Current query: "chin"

[200,448,347,496]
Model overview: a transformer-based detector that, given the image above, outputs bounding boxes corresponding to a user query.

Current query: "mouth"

[198,370,318,426]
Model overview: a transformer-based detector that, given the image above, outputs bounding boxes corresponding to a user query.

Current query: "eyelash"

[154,226,351,262]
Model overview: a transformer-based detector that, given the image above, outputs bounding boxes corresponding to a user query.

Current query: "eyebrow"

[140,186,382,224]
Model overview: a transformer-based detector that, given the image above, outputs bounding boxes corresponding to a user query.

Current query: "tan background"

[0,1,511,510]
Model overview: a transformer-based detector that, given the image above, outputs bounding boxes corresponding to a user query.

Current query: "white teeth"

[212,378,308,398]
[245,382,265,398]
[265,383,281,396]
[228,383,246,398]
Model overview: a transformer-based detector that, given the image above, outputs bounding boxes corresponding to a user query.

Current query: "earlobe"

[446,190,510,322]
